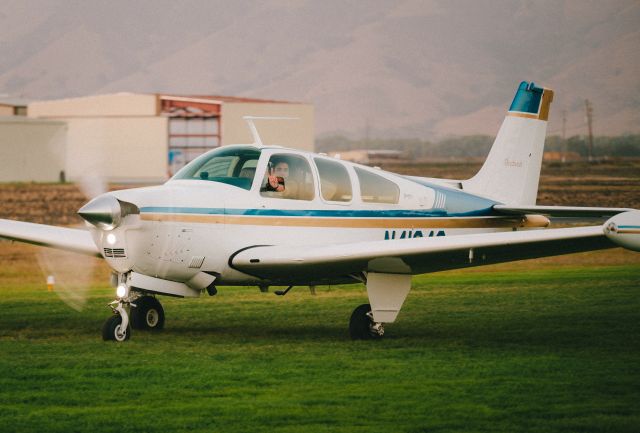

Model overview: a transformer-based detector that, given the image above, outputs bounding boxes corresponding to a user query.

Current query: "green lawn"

[0,260,639,433]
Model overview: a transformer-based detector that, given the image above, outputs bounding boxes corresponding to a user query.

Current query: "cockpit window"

[172,146,261,190]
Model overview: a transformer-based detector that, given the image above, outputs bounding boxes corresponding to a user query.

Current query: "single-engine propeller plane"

[1,81,639,342]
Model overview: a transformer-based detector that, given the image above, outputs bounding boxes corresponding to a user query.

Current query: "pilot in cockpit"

[261,157,300,199]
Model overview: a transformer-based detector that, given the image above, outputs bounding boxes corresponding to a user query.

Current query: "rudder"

[463,81,554,205]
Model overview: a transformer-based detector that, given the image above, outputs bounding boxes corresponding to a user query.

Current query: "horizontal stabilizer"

[0,219,100,257]
[493,205,634,218]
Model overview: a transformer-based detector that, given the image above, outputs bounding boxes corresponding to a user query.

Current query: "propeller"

[36,167,112,311]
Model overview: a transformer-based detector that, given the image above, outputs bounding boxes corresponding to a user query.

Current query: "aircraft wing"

[0,219,100,257]
[493,205,633,218]
[231,225,616,283]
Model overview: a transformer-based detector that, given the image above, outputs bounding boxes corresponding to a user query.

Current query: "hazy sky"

[1,0,638,137]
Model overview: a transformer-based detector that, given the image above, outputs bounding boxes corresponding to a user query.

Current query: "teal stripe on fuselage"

[402,176,499,215]
[139,207,495,218]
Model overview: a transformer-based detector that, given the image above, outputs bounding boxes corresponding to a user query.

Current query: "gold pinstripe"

[141,213,549,229]
[617,228,640,234]
[507,112,539,120]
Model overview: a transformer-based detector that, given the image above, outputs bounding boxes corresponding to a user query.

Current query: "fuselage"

[90,145,545,287]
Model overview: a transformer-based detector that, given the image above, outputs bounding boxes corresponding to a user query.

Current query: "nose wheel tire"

[102,314,131,342]
[131,296,165,331]
[349,303,385,340]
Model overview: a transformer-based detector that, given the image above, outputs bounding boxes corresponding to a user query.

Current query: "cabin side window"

[260,154,315,201]
[314,158,352,202]
[354,167,400,204]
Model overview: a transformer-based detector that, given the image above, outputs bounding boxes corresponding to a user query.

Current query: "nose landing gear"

[102,274,166,341]
[102,299,132,341]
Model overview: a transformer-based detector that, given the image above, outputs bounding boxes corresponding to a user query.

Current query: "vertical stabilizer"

[463,81,554,205]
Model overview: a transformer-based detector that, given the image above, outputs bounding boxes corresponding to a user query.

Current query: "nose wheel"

[102,295,166,341]
[102,314,131,341]
[102,300,132,341]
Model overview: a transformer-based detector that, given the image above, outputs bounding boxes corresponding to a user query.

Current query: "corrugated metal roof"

[159,94,298,104]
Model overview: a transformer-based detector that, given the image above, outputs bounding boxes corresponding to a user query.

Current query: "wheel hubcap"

[114,324,127,341]
[146,309,159,327]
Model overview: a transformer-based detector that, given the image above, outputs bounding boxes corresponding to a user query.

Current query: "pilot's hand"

[268,175,285,192]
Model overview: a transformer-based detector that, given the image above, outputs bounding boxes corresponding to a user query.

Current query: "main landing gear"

[102,291,165,341]
[348,273,413,340]
[131,296,165,331]
[349,304,384,340]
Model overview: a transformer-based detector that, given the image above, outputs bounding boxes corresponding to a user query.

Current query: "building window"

[168,117,220,175]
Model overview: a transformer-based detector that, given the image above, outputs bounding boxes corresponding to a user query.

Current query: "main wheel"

[349,303,383,340]
[102,314,131,342]
[131,296,165,331]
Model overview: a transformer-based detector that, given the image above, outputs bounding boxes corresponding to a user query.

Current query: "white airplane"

[1,81,639,342]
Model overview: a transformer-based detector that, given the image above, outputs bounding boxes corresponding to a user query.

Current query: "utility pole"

[364,117,370,149]
[561,109,567,163]
[585,99,594,161]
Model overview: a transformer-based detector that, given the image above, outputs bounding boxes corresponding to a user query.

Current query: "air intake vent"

[104,248,126,258]
[188,256,205,269]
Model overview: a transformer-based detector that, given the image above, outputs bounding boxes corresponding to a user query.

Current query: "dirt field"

[382,158,640,209]
[0,159,638,226]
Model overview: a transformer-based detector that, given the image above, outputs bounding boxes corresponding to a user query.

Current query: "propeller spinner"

[78,195,140,230]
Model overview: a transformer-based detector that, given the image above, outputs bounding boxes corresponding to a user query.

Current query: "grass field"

[0,244,638,433]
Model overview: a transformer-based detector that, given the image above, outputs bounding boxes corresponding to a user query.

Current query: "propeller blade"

[36,247,106,311]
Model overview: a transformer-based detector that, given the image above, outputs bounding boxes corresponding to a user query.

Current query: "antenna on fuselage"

[243,116,299,146]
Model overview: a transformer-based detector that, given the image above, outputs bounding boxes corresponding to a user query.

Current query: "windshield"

[172,146,262,190]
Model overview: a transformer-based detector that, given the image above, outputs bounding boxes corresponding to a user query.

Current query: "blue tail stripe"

[509,81,544,114]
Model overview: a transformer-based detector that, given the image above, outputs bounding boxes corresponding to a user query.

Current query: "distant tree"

[316,134,640,159]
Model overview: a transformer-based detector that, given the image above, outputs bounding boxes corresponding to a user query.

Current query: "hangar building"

[0,98,28,116]
[0,93,313,183]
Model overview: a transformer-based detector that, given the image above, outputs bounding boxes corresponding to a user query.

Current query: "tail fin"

[463,81,554,205]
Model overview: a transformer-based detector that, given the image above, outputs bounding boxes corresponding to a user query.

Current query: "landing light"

[106,233,117,245]
[116,284,128,298]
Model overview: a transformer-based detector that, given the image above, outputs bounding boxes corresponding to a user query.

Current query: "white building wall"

[0,118,66,182]
[29,94,158,118]
[64,117,168,183]
[221,103,314,150]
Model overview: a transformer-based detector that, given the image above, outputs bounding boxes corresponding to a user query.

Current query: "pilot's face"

[274,162,289,178]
